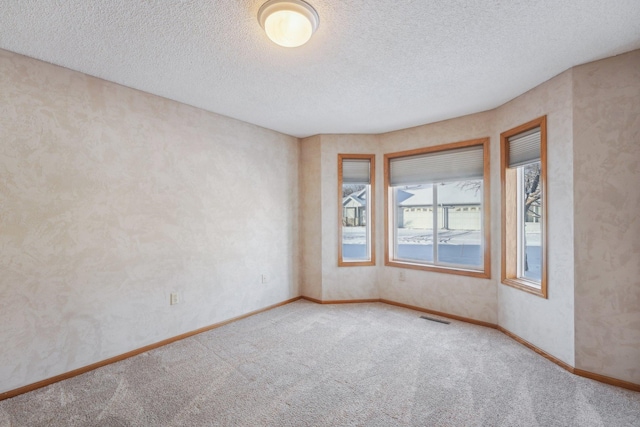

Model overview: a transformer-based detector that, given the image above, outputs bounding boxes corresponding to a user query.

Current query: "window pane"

[342,184,369,260]
[521,163,542,281]
[500,117,546,295]
[394,185,434,262]
[386,139,489,276]
[436,181,483,267]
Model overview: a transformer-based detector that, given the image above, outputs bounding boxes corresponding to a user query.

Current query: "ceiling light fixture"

[258,0,319,48]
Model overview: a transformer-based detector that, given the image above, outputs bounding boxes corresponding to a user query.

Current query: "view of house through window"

[342,183,369,260]
[385,139,490,277]
[393,181,483,267]
[339,155,375,266]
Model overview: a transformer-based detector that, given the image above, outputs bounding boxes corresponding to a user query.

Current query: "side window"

[500,116,547,297]
[384,138,491,278]
[338,154,375,266]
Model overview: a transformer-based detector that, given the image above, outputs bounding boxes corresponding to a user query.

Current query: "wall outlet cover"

[170,292,179,305]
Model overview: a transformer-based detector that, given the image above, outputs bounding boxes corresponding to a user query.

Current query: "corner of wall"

[571,49,640,384]
[298,135,323,300]
[494,67,576,367]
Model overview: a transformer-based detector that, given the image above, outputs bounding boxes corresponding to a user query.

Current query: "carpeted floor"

[1,300,639,426]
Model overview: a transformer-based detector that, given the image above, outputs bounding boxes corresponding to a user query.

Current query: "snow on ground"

[342,226,541,280]
[343,226,540,246]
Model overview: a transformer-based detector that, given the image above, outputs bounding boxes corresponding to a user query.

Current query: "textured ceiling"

[1,1,639,138]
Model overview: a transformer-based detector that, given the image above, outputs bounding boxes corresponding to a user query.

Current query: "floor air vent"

[420,315,450,325]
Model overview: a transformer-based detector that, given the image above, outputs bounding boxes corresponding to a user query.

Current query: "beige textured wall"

[319,134,380,301]
[0,50,299,393]
[495,70,576,366]
[573,50,640,383]
[298,134,380,301]
[379,112,498,324]
[299,136,322,300]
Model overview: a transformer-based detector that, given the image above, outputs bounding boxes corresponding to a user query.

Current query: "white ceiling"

[1,1,639,138]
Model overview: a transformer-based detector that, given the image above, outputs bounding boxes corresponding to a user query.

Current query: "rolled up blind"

[342,159,371,184]
[508,127,540,167]
[389,145,484,186]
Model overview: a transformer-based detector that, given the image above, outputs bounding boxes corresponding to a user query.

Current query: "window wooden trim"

[383,138,491,279]
[338,154,375,267]
[500,116,548,298]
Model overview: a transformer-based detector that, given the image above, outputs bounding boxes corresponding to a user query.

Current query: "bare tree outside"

[523,162,541,274]
[342,184,365,198]
[524,163,541,219]
[457,167,541,277]
[457,180,482,195]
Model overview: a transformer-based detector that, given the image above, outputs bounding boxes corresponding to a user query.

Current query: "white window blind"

[389,146,484,186]
[342,159,371,184]
[508,127,541,167]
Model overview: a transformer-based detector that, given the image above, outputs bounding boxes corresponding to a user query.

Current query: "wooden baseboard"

[573,368,640,392]
[301,296,496,328]
[498,326,640,392]
[497,326,574,372]
[300,296,380,305]
[303,296,640,393]
[299,296,326,304]
[322,298,381,304]
[0,296,302,401]
[3,295,638,400]
[380,299,498,329]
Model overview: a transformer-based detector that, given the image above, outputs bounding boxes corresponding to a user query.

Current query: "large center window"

[385,138,490,278]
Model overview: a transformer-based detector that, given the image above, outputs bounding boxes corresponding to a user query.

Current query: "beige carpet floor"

[1,300,639,426]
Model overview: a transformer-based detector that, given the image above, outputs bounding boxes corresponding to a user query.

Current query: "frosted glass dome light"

[258,0,319,48]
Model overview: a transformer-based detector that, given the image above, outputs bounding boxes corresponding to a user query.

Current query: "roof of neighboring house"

[342,188,368,208]
[398,184,481,206]
[341,185,480,207]
[343,194,366,208]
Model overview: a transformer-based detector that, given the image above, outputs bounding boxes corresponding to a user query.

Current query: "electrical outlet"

[170,292,179,305]
[399,270,406,282]
[261,274,268,284]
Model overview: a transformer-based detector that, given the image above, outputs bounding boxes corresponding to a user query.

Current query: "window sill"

[385,260,490,279]
[338,260,375,267]
[501,277,547,298]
